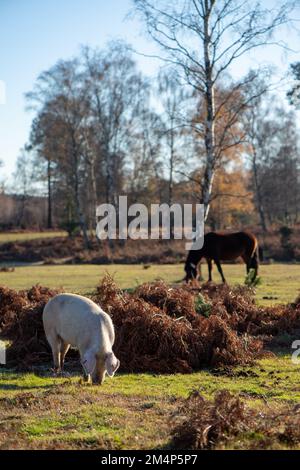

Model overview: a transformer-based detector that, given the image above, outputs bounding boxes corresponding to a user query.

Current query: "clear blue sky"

[0,0,160,183]
[0,0,299,184]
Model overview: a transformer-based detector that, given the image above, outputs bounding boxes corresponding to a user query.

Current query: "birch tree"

[134,0,293,220]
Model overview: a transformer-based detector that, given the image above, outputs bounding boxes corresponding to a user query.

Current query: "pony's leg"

[214,259,226,283]
[242,255,251,275]
[244,252,259,280]
[198,263,204,281]
[207,258,213,282]
[250,251,259,280]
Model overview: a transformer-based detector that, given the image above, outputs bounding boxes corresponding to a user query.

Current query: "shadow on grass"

[0,383,53,391]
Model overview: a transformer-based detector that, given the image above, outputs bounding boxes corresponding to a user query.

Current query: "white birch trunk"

[202,1,216,222]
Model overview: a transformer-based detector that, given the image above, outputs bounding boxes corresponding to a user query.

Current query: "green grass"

[0,263,299,305]
[1,355,300,449]
[0,231,67,244]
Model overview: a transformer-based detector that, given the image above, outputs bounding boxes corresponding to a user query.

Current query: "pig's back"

[43,293,104,349]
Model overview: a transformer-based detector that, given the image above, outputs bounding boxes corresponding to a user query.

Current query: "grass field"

[0,231,67,244]
[1,261,300,449]
[1,356,300,449]
[0,263,299,305]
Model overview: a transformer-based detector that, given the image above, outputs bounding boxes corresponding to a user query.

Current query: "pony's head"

[184,261,198,282]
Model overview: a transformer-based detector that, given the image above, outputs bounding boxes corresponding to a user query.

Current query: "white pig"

[43,293,120,384]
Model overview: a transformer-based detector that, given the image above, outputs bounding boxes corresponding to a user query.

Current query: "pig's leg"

[83,371,91,383]
[80,349,96,384]
[92,357,106,385]
[60,341,70,371]
[47,332,61,373]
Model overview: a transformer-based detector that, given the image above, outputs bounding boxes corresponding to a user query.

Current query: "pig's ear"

[105,352,120,377]
[81,350,96,375]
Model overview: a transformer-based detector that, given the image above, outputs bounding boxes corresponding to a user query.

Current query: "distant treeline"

[6,38,300,242]
[0,193,47,230]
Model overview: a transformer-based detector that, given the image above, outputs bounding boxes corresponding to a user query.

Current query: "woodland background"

[1,1,300,262]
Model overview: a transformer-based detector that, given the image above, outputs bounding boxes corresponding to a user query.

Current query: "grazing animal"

[184,231,259,283]
[43,293,120,384]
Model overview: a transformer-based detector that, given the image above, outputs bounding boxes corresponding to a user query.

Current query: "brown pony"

[184,231,259,283]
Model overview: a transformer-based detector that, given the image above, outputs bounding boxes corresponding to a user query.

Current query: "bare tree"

[27,43,156,239]
[29,108,60,229]
[241,78,270,233]
[128,105,164,204]
[261,111,300,226]
[243,91,300,229]
[82,43,147,207]
[27,59,91,248]
[0,160,4,193]
[134,0,294,220]
[287,62,300,106]
[157,71,188,205]
[13,149,34,227]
